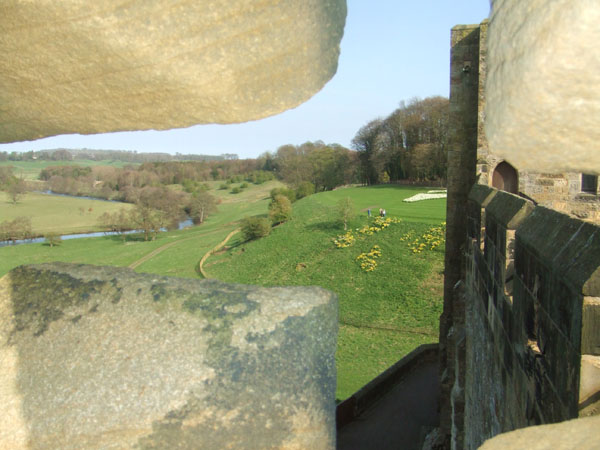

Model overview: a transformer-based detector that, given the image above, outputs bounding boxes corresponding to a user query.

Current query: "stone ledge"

[517,208,600,296]
[468,183,497,207]
[485,189,534,229]
[479,414,600,450]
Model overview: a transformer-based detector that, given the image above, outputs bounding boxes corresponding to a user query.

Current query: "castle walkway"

[337,344,440,450]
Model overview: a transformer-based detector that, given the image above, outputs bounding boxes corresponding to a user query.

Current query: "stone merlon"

[0,263,338,449]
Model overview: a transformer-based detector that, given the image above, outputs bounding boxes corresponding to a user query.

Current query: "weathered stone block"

[469,183,497,207]
[0,263,338,449]
[485,0,600,174]
[479,415,600,449]
[485,190,534,230]
[1,1,347,142]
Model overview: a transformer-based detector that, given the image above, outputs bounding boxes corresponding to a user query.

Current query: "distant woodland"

[0,148,238,163]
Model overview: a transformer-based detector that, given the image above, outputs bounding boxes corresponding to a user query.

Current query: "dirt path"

[127,228,228,270]
[128,239,189,270]
[198,228,240,278]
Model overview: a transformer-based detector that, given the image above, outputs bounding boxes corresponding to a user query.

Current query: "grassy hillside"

[0,182,446,401]
[205,185,446,399]
[130,180,282,278]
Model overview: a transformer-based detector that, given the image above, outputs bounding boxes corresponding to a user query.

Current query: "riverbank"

[0,191,134,245]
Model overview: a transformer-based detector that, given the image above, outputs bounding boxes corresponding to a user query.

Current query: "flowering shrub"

[399,231,414,242]
[356,245,381,272]
[334,216,402,272]
[333,231,355,248]
[358,217,401,235]
[406,222,446,254]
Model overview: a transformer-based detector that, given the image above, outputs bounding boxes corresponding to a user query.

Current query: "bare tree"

[6,178,27,204]
[0,216,33,243]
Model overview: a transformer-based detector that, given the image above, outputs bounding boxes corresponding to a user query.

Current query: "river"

[0,191,194,247]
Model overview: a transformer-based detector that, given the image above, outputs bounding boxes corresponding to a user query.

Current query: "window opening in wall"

[581,174,598,194]
[492,161,518,194]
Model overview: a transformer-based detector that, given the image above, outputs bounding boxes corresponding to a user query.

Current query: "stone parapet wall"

[0,263,338,449]
[463,185,600,449]
[519,172,600,223]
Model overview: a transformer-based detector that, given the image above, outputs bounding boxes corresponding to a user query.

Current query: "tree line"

[352,96,449,185]
[0,148,238,163]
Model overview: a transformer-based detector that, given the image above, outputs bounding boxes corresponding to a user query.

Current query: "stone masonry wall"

[472,18,600,225]
[463,184,600,449]
[0,263,338,449]
[439,23,481,449]
[518,172,600,223]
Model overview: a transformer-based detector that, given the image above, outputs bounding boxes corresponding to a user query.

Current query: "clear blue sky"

[0,1,490,159]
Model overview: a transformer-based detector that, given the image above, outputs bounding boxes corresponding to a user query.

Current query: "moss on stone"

[9,266,106,336]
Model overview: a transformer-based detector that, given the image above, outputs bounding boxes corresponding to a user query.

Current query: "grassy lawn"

[0,191,134,236]
[0,159,137,180]
[205,185,446,400]
[0,180,283,278]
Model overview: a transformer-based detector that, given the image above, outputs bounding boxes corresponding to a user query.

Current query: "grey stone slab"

[0,263,337,449]
[485,190,534,230]
[468,183,497,207]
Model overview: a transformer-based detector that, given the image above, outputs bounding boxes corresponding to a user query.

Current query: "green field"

[0,191,134,236]
[204,185,446,399]
[0,182,446,401]
[0,180,283,277]
[0,159,137,180]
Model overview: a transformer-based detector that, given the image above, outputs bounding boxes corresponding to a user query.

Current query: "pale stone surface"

[0,263,337,449]
[580,354,600,416]
[0,0,346,143]
[479,415,600,450]
[486,0,600,174]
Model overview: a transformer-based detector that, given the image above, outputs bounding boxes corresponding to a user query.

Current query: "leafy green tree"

[0,166,14,187]
[241,216,271,241]
[269,195,292,225]
[6,178,27,204]
[295,181,315,199]
[45,233,62,247]
[98,208,132,241]
[190,191,217,224]
[129,204,166,241]
[0,216,33,243]
[270,187,296,203]
[337,197,355,231]
[352,119,383,185]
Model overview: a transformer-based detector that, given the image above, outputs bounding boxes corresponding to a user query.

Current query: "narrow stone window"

[581,174,598,194]
[492,161,519,194]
